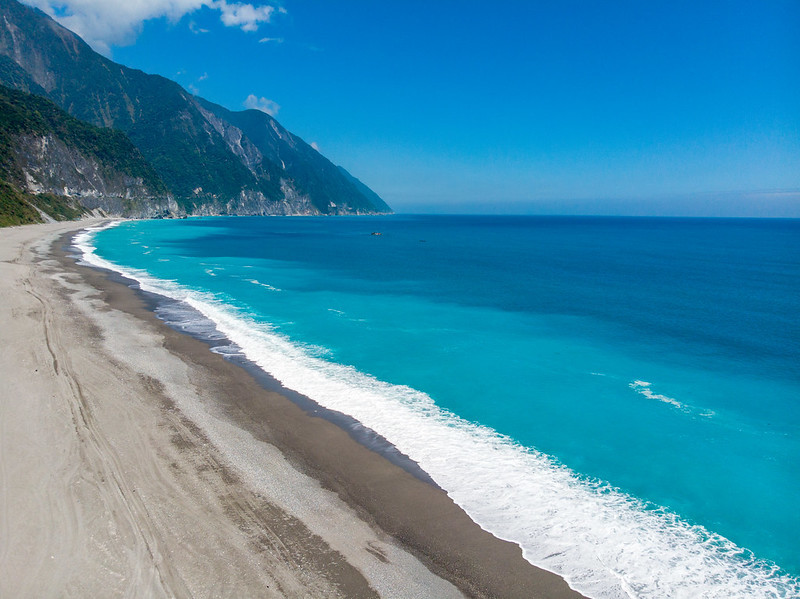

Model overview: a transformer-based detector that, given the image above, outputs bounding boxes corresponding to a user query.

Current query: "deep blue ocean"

[79,215,800,598]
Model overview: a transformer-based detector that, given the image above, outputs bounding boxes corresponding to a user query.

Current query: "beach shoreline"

[0,220,582,598]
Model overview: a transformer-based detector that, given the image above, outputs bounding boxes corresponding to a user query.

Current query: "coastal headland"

[0,220,582,598]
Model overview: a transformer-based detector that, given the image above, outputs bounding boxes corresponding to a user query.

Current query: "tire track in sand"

[22,273,192,599]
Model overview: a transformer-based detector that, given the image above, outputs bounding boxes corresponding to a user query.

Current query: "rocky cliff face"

[0,83,174,222]
[0,0,391,216]
[14,133,177,217]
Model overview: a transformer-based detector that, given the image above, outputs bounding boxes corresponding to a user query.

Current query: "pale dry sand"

[0,221,583,598]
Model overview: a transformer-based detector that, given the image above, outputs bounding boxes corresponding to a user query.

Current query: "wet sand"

[0,220,583,598]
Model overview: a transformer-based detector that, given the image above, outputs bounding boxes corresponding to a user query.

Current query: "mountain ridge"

[0,0,391,218]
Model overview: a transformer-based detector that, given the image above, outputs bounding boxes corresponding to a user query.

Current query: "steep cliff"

[0,84,175,225]
[0,0,391,216]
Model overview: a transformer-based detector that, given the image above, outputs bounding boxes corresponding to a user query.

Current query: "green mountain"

[0,0,390,216]
[0,84,173,226]
[337,166,394,214]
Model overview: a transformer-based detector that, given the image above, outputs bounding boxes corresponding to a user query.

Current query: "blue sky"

[26,0,800,215]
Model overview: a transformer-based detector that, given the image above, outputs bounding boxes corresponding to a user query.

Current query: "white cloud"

[310,142,320,152]
[211,0,274,32]
[258,36,283,43]
[244,94,279,116]
[21,0,281,53]
[198,72,209,81]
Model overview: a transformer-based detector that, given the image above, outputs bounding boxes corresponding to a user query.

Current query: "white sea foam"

[75,225,800,599]
[629,380,716,419]
[249,279,281,291]
[629,380,688,411]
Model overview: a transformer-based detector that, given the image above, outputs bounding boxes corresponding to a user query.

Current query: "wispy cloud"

[188,20,209,34]
[198,72,209,81]
[244,94,280,116]
[310,142,320,152]
[21,0,283,54]
[259,36,284,44]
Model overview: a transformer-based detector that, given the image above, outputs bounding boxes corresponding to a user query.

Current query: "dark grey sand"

[0,221,583,598]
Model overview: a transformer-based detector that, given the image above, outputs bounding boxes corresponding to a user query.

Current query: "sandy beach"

[0,220,582,598]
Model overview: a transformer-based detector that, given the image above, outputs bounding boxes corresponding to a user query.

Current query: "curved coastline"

[74,218,800,599]
[65,224,585,598]
[0,218,582,597]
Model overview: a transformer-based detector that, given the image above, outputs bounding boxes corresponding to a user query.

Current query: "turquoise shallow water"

[82,215,800,598]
